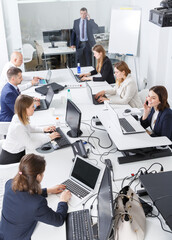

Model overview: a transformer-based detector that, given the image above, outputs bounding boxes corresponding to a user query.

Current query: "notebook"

[35,85,54,111]
[106,102,146,134]
[86,82,104,105]
[62,155,101,207]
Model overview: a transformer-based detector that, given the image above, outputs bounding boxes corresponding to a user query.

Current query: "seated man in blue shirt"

[0,67,40,122]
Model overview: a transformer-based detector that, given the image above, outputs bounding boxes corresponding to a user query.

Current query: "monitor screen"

[71,156,100,190]
[97,164,114,240]
[42,30,62,48]
[65,99,82,138]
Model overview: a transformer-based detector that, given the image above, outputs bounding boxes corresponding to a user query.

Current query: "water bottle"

[77,63,81,74]
[55,117,61,128]
[67,89,72,100]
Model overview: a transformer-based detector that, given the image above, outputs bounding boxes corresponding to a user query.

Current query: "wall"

[0,0,8,74]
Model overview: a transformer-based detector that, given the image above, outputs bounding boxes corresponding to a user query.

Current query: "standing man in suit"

[71,7,98,66]
[0,67,40,122]
[0,51,40,93]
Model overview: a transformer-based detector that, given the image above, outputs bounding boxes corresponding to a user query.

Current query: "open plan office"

[0,0,172,240]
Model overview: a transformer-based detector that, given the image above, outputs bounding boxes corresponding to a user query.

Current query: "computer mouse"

[124,109,131,113]
[41,145,51,151]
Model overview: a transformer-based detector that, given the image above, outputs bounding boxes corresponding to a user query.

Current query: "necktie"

[17,87,21,94]
[82,20,85,39]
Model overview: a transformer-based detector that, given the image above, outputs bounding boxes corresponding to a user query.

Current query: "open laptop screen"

[71,157,100,190]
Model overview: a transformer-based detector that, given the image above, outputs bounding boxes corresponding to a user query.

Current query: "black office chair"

[34,40,56,70]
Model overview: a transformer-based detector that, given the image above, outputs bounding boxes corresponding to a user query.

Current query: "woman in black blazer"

[0,154,71,240]
[140,85,172,142]
[79,44,115,84]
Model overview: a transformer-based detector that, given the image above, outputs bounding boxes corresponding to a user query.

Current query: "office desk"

[2,68,172,240]
[39,41,76,68]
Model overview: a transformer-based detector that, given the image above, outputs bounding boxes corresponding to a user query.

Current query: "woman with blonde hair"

[0,153,71,239]
[0,95,60,164]
[95,61,142,108]
[79,44,115,84]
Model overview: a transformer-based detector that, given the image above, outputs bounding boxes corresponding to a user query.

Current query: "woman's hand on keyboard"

[49,131,61,140]
[60,190,72,202]
[44,125,56,133]
[47,184,66,194]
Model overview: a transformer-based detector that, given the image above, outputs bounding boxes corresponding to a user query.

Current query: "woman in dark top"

[0,153,71,240]
[140,85,172,142]
[79,44,115,84]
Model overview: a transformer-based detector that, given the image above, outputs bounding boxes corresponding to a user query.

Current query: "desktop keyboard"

[62,179,90,199]
[54,127,71,148]
[119,118,136,133]
[66,209,94,240]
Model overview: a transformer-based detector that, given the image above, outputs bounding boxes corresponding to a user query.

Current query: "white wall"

[0,0,8,74]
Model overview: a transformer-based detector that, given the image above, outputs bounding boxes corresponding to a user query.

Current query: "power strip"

[66,84,83,88]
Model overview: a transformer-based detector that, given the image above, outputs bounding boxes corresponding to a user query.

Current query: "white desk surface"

[37,41,76,55]
[1,67,172,240]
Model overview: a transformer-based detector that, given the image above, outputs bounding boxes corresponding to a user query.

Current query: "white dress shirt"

[0,61,32,93]
[2,114,51,154]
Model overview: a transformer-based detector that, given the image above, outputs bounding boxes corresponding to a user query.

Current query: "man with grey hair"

[0,51,40,92]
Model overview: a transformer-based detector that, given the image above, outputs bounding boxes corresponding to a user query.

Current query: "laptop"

[62,155,101,207]
[140,171,172,230]
[35,85,54,111]
[86,82,104,105]
[67,66,91,83]
[39,69,52,85]
[106,102,146,134]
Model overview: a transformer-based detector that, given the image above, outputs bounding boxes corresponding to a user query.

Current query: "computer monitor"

[65,99,82,138]
[97,163,114,240]
[61,29,73,47]
[42,30,62,48]
[98,26,105,33]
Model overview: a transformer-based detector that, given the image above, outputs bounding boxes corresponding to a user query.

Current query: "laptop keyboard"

[75,75,82,82]
[62,179,90,199]
[119,118,136,133]
[54,127,71,148]
[66,209,94,240]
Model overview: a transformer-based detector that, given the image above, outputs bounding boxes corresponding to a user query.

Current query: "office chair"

[138,89,149,105]
[34,40,56,70]
[22,43,36,63]
[0,122,10,139]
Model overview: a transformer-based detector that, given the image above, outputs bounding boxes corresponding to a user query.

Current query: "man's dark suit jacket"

[0,179,68,240]
[140,107,172,141]
[90,56,115,84]
[0,83,19,122]
[71,18,98,49]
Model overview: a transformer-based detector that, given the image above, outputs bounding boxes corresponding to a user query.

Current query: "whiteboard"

[108,8,141,56]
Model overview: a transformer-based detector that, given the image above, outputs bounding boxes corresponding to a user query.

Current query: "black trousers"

[76,41,92,66]
[0,149,25,165]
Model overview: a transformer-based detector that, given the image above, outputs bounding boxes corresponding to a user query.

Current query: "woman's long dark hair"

[149,85,170,111]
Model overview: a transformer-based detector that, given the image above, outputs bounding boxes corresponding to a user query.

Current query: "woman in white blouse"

[95,61,142,108]
[0,95,60,164]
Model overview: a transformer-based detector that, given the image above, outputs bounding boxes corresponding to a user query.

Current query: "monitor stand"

[118,147,172,164]
[49,41,58,48]
[67,129,83,138]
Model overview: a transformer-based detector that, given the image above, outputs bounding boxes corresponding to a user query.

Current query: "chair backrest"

[138,89,149,105]
[22,43,35,63]
[34,40,44,65]
[0,122,10,136]
[0,161,19,218]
